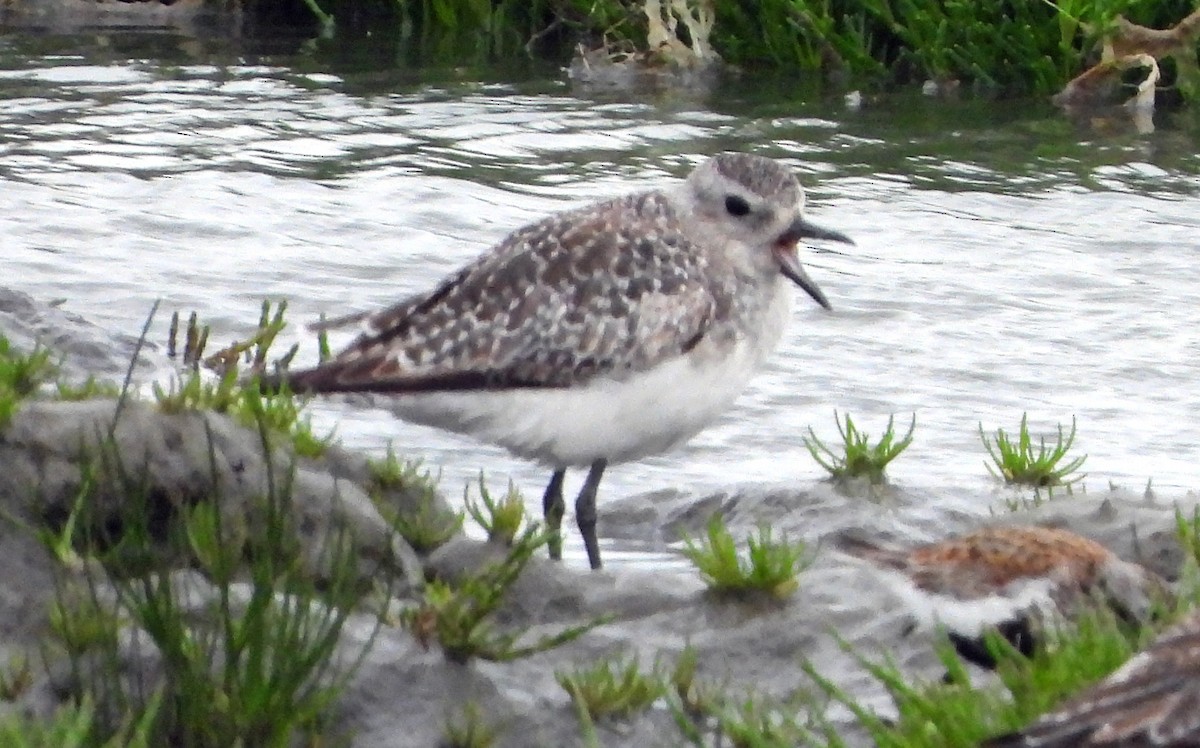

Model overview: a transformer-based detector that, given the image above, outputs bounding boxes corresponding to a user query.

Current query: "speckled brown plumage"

[285,191,727,393]
[913,526,1112,593]
[839,526,1115,599]
[274,152,852,570]
[986,609,1200,747]
[836,525,1171,669]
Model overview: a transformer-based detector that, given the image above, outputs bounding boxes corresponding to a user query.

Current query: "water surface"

[3,31,1199,565]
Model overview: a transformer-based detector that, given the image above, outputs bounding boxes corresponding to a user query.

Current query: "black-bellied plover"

[836,526,1169,668]
[280,153,852,569]
[985,608,1200,747]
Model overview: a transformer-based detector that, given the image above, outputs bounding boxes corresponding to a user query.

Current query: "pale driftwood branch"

[1055,8,1200,109]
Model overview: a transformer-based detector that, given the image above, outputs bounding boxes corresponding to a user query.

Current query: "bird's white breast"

[383,278,795,467]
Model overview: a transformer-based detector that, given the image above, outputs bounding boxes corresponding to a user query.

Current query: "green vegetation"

[0,654,32,702]
[442,703,500,748]
[981,413,1087,489]
[169,301,297,376]
[465,475,527,545]
[802,607,1154,747]
[0,336,56,427]
[0,337,55,397]
[804,412,915,486]
[1171,506,1200,608]
[156,302,332,458]
[666,647,820,746]
[708,694,812,747]
[55,377,121,402]
[369,451,464,553]
[665,645,716,717]
[1177,505,1200,572]
[150,368,332,457]
[368,443,433,491]
[557,653,667,721]
[42,418,388,747]
[401,524,606,662]
[298,0,1200,97]
[393,504,459,554]
[0,303,1187,746]
[681,515,811,600]
[0,693,161,748]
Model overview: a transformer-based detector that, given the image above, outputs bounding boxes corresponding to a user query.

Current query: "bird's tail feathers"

[307,309,370,333]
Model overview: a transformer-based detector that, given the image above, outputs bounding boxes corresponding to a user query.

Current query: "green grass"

[55,377,121,401]
[980,413,1087,489]
[681,515,811,600]
[442,703,500,748]
[152,369,333,458]
[368,450,463,554]
[804,412,915,486]
[174,300,293,376]
[0,336,55,396]
[667,652,817,748]
[1177,505,1200,572]
[0,654,32,702]
[155,302,334,458]
[665,645,723,722]
[557,653,667,721]
[316,0,1200,98]
[0,336,56,427]
[710,694,813,748]
[44,412,388,746]
[2,305,405,745]
[402,524,607,662]
[465,474,527,545]
[802,606,1155,748]
[0,692,161,748]
[367,443,433,491]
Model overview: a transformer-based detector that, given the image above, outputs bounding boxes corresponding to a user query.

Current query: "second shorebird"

[835,525,1171,668]
[279,152,852,569]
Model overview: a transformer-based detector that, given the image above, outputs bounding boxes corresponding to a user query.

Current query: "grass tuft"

[804,412,915,486]
[368,445,437,492]
[43,410,387,746]
[152,369,332,457]
[981,413,1087,489]
[0,654,32,702]
[368,450,463,554]
[802,605,1153,747]
[465,474,527,545]
[681,515,811,600]
[0,692,161,748]
[156,303,334,457]
[402,524,607,663]
[0,337,56,396]
[0,336,57,427]
[557,653,667,721]
[712,693,812,747]
[55,376,121,401]
[442,703,500,748]
[1177,505,1200,571]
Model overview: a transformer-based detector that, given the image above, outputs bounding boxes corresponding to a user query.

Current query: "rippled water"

[4,31,1200,564]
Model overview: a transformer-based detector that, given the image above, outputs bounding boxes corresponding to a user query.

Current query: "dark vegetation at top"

[280,0,1200,97]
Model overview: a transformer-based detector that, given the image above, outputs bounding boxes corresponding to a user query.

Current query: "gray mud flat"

[0,390,1191,746]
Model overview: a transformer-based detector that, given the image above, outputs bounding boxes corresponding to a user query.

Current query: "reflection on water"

[2,32,1200,561]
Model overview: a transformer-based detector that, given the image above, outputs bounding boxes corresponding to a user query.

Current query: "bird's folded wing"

[285,195,721,393]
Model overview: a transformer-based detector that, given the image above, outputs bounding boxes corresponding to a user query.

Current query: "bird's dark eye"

[724,195,751,217]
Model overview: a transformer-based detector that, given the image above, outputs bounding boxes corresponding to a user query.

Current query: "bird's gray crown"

[700,152,803,206]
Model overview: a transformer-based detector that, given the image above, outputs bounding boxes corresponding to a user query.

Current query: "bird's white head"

[675,153,852,310]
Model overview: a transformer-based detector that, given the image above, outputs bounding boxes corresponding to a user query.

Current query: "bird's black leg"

[543,469,566,560]
[575,459,608,570]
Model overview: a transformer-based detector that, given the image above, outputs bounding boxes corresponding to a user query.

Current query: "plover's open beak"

[774,217,853,311]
